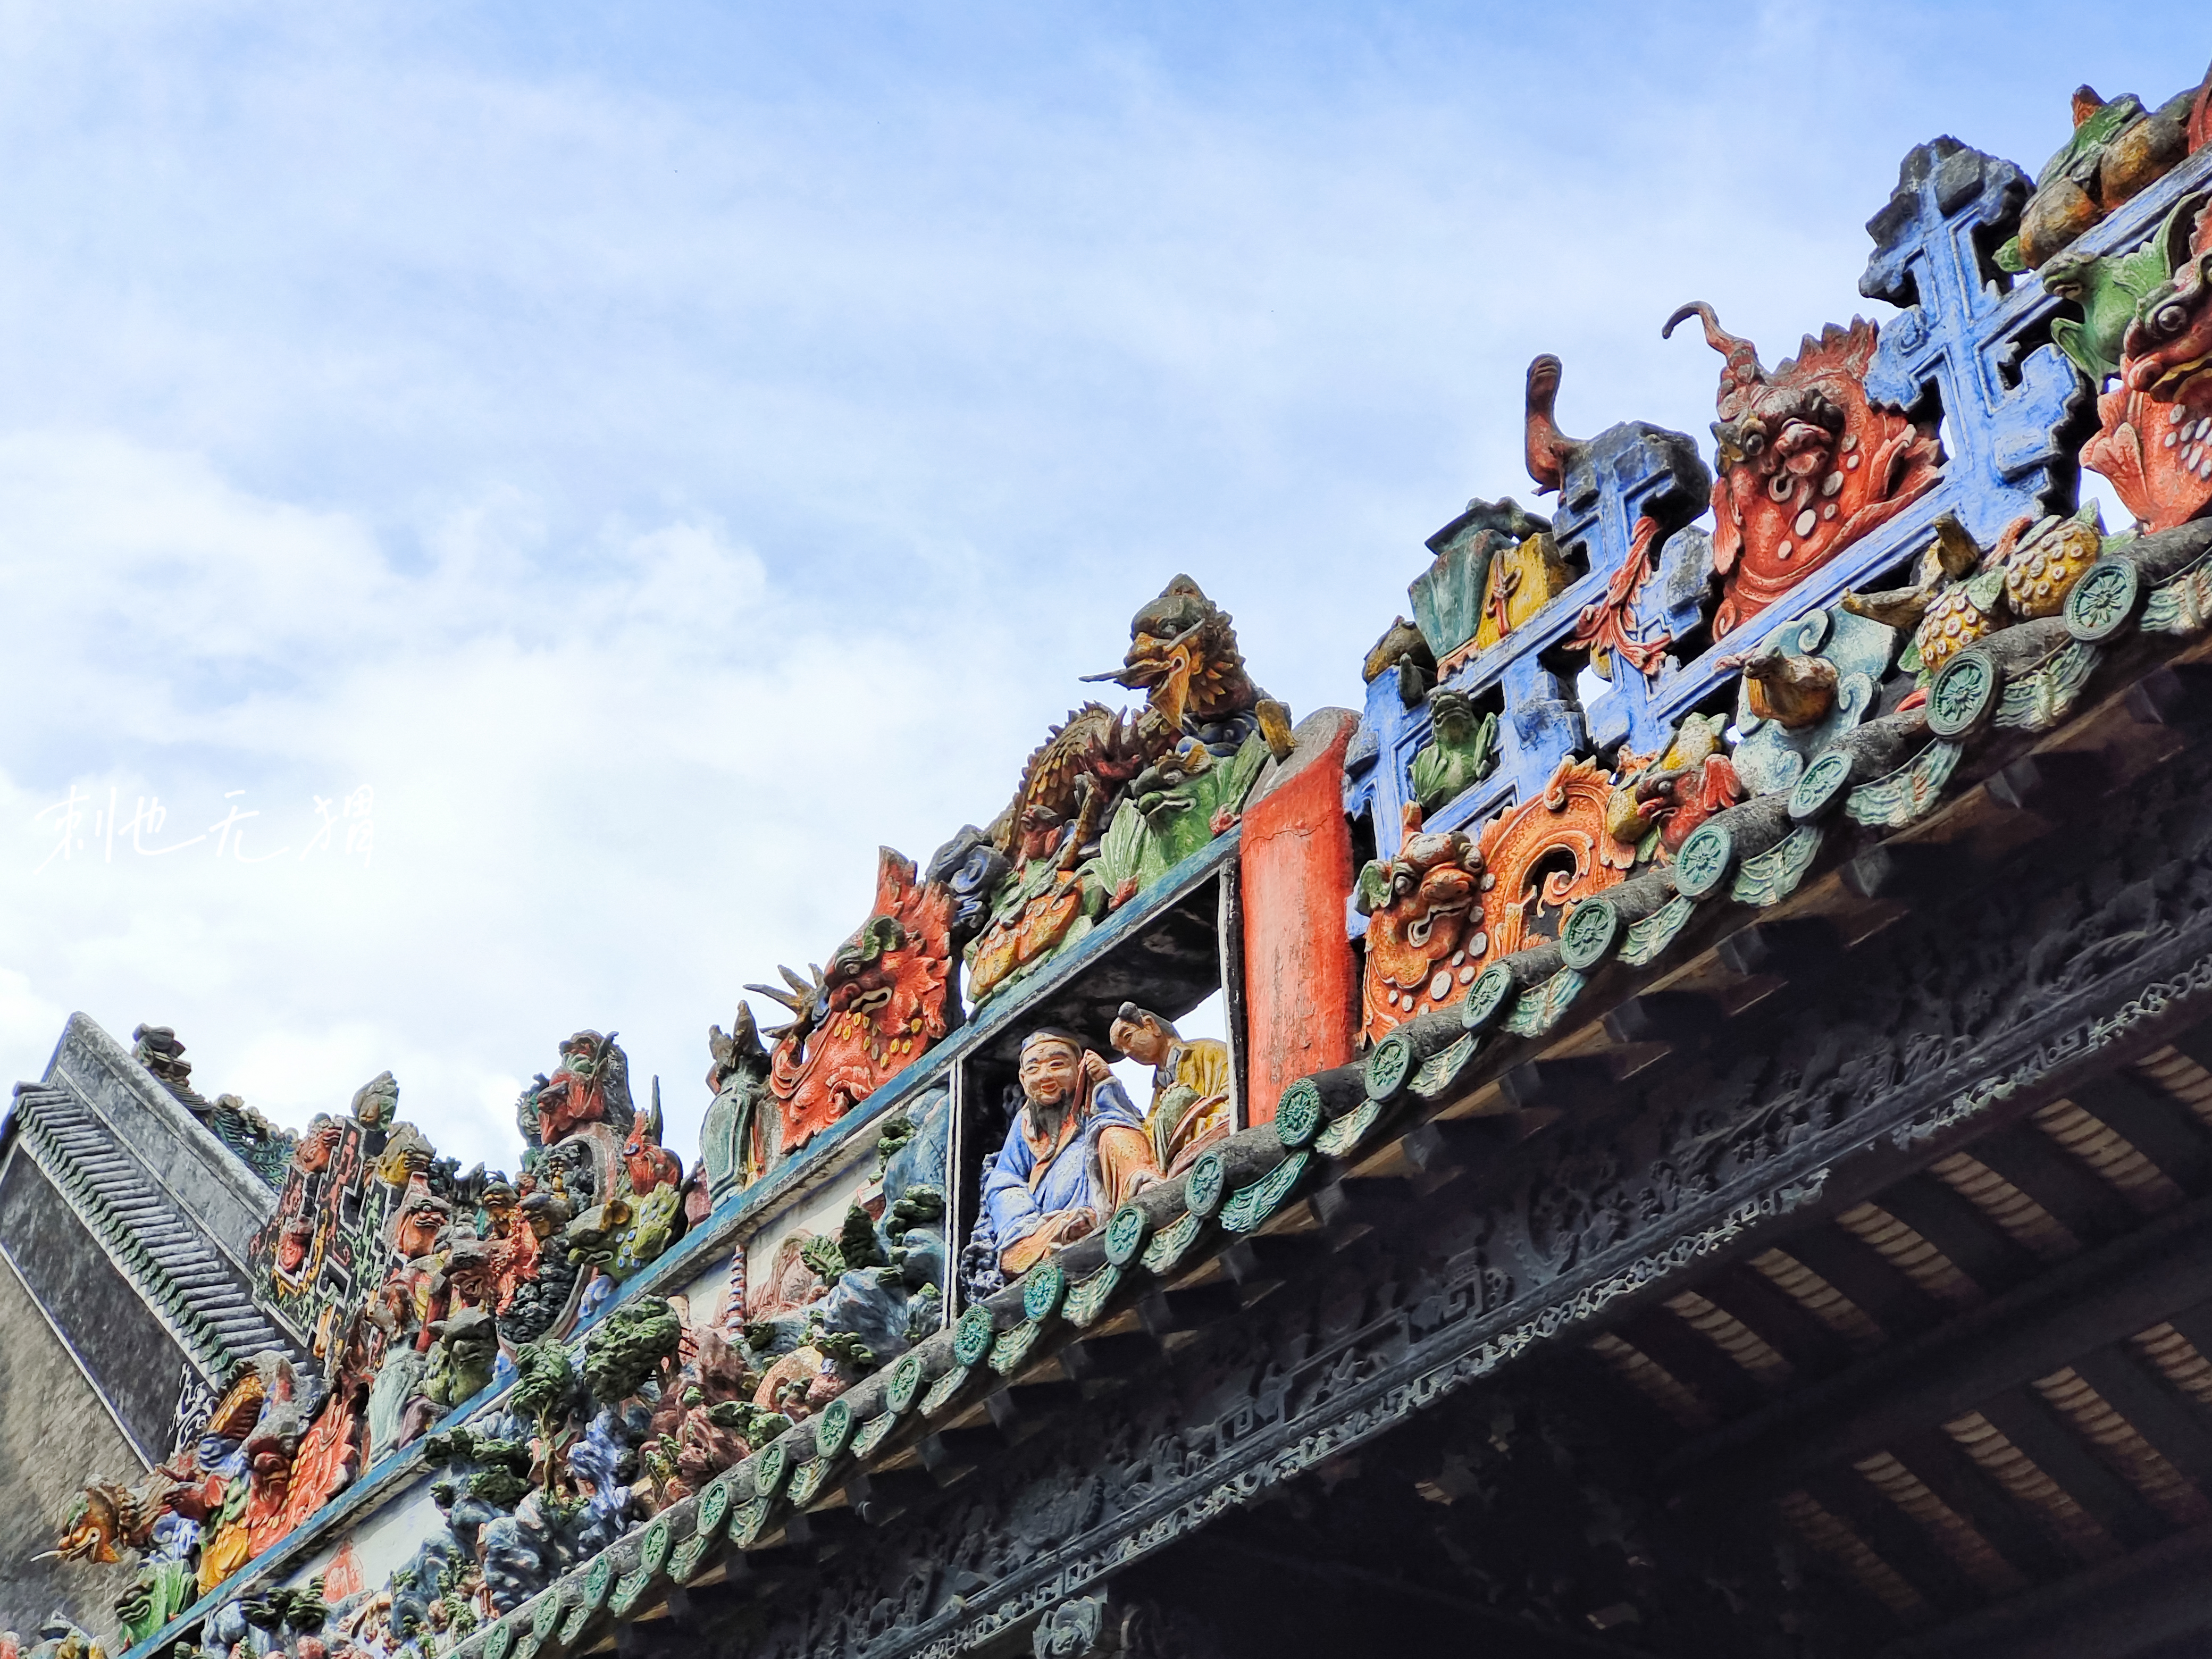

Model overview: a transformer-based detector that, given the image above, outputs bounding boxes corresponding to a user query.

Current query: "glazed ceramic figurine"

[1408,689,1499,814]
[747,849,956,1161]
[1108,1002,1233,1176]
[1665,302,1942,640]
[975,1029,1158,1278]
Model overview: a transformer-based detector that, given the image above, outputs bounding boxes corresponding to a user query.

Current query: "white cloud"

[0,430,1038,1170]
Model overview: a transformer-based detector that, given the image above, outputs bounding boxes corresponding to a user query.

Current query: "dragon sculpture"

[967,577,1286,1006]
[745,849,957,1160]
[1083,573,1283,751]
[2083,196,2212,531]
[1664,301,1943,639]
[990,702,1159,861]
[52,1352,320,1601]
[961,702,1157,1004]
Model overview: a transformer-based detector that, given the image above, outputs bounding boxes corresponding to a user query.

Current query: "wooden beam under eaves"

[2065,1343,2212,1492]
[1662,1193,2212,1509]
[1878,1518,2212,1659]
[2072,1070,2212,1193]
[1972,1385,2163,1552]
[1776,1223,1948,1342]
[1966,1125,2139,1246]
[1616,1305,1767,1420]
[1886,1427,2073,1588]
[1798,1464,1984,1620]
[1874,1174,2038,1299]
[1695,1260,1855,1378]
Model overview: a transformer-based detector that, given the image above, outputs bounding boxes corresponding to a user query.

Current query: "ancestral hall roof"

[9,57,2212,1659]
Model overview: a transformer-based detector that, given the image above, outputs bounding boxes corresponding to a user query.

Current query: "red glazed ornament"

[2082,200,2212,532]
[1666,303,1943,639]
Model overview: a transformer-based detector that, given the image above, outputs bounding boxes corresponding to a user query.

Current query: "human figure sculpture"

[979,1029,1159,1278]
[701,1004,775,1201]
[529,1031,623,1144]
[1108,1003,1233,1176]
[1409,689,1498,814]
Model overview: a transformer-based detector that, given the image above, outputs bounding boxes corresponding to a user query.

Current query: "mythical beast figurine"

[1665,301,1942,638]
[744,848,957,1172]
[966,577,1286,1006]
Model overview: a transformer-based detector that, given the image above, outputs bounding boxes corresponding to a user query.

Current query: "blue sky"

[3,3,2205,1172]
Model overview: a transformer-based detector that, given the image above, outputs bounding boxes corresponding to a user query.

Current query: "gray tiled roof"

[9,1082,303,1382]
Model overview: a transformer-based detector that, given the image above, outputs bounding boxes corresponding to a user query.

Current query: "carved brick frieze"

[730,742,2212,1659]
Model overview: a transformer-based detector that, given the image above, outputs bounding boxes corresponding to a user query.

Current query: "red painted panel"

[1238,709,1360,1125]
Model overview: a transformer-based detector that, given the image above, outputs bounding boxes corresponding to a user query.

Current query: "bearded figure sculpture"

[972,1030,1159,1279]
[519,1030,634,1148]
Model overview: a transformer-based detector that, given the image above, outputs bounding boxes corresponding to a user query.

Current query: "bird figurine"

[1739,650,1840,730]
[1840,512,1997,674]
[1523,354,1581,495]
[1361,615,1436,708]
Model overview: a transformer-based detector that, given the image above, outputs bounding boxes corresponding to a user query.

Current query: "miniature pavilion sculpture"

[131,1023,297,1185]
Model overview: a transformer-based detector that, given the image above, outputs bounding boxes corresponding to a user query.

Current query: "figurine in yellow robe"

[1109,1003,1233,1176]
